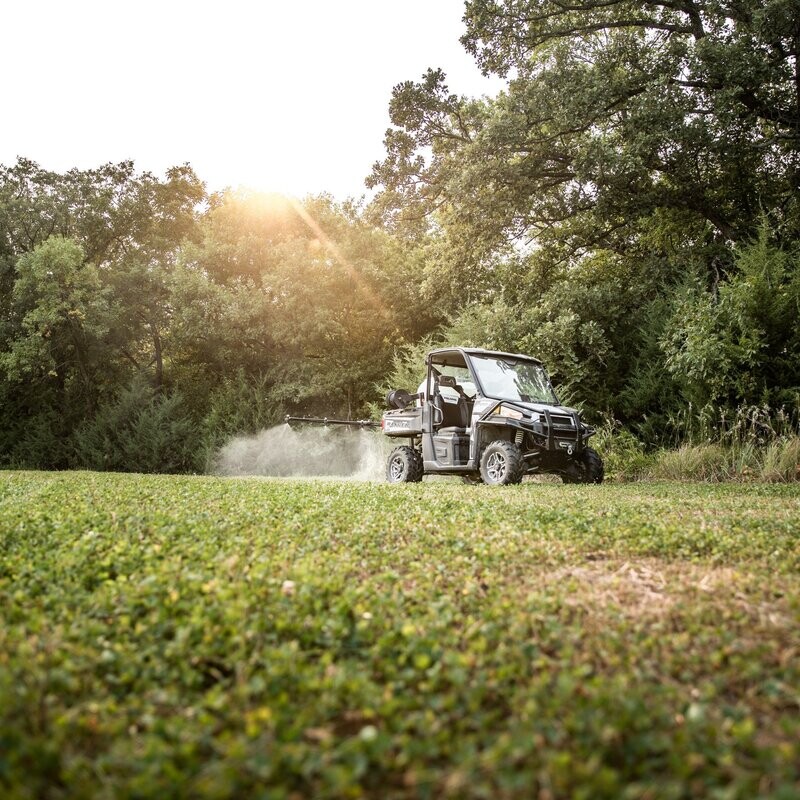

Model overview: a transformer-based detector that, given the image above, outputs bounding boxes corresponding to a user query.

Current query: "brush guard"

[285,415,380,430]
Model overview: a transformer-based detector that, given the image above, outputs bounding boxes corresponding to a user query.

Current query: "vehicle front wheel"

[386,446,424,483]
[561,446,604,484]
[479,440,524,485]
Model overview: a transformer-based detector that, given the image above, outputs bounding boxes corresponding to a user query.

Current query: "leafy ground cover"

[1,471,798,799]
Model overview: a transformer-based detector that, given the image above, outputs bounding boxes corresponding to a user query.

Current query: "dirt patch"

[538,560,795,627]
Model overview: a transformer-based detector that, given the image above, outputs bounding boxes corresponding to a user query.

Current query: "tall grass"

[663,401,800,448]
[645,439,800,482]
[597,402,800,482]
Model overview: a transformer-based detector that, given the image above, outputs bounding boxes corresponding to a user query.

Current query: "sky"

[1,0,504,200]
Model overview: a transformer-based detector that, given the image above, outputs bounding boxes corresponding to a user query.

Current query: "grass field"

[1,471,798,799]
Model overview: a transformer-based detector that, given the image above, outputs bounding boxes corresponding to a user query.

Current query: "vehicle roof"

[428,347,543,365]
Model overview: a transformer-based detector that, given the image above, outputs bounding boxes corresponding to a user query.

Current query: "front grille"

[540,411,579,449]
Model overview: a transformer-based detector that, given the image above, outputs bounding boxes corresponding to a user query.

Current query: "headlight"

[494,404,525,420]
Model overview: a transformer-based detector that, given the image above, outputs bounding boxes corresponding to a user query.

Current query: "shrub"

[591,420,654,481]
[74,380,199,473]
[662,229,800,408]
[199,370,281,462]
[0,408,70,469]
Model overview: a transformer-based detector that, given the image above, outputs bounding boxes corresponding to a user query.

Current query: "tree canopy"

[371,1,800,260]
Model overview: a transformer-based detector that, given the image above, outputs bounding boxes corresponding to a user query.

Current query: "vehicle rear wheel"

[386,446,423,483]
[479,440,524,485]
[561,446,604,484]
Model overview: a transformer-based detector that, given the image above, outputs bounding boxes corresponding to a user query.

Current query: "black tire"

[479,440,524,485]
[561,446,604,484]
[386,446,423,483]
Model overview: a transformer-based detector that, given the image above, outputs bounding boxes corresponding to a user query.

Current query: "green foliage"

[1,236,109,392]
[0,406,69,469]
[3,81,800,473]
[202,371,279,437]
[0,160,206,469]
[591,420,655,481]
[367,0,800,437]
[73,381,199,473]
[197,370,283,466]
[373,1,800,262]
[0,158,203,266]
[439,250,679,418]
[172,191,437,420]
[663,229,800,407]
[0,471,798,797]
[0,163,439,471]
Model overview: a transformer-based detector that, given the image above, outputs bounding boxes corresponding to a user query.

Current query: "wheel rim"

[486,451,507,482]
[389,456,405,481]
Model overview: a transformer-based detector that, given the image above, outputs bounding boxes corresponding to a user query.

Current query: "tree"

[365,0,800,431]
[0,158,203,265]
[0,158,204,391]
[663,228,800,407]
[1,236,110,413]
[172,191,438,421]
[370,1,800,288]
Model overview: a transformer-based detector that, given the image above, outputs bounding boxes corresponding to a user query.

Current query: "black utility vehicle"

[381,347,603,485]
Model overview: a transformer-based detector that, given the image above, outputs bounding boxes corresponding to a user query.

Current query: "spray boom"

[285,415,380,430]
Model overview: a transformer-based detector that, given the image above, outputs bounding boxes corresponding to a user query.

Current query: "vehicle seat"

[435,389,471,434]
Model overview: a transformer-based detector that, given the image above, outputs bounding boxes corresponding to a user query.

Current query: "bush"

[199,371,281,462]
[662,229,800,408]
[0,408,71,469]
[591,420,654,481]
[74,381,199,473]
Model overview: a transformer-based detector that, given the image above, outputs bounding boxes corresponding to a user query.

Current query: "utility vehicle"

[287,347,603,485]
[380,347,603,485]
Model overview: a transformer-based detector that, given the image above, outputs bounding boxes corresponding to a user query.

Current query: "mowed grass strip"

[0,471,798,799]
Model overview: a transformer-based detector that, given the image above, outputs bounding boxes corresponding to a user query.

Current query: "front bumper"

[480,408,592,455]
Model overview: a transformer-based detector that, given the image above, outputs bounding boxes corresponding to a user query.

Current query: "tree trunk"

[151,321,163,391]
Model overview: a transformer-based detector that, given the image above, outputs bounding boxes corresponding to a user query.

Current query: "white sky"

[1,0,504,200]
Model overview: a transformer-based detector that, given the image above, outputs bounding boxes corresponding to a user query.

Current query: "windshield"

[469,355,557,404]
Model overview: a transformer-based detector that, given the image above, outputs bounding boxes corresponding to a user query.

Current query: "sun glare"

[248,191,295,219]
[287,196,389,317]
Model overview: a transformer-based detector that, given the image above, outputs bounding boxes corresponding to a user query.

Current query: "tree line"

[2,0,799,471]
[0,160,435,470]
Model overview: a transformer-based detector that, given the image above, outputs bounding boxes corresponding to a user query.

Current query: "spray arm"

[285,415,381,429]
